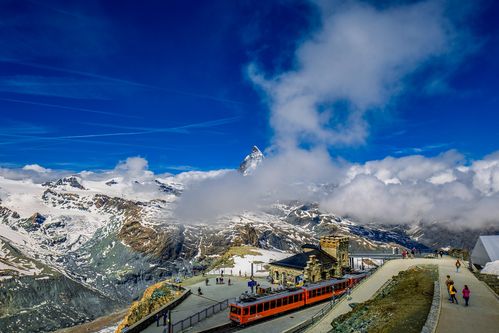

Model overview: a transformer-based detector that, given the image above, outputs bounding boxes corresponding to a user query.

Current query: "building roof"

[269,249,337,270]
[472,235,499,266]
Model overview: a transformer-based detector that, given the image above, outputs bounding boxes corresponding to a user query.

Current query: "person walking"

[439,250,444,258]
[456,259,461,273]
[205,278,209,286]
[445,275,454,301]
[462,285,471,306]
[449,282,458,304]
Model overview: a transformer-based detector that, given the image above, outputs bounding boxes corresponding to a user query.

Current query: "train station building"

[268,235,350,286]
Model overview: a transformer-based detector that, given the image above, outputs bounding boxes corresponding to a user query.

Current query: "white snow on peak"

[239,146,264,176]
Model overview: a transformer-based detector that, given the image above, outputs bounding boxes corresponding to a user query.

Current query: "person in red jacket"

[462,285,471,306]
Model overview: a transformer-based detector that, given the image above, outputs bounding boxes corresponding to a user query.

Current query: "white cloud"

[114,156,153,180]
[22,164,51,173]
[249,0,456,149]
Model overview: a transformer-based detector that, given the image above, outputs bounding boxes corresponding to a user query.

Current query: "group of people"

[401,247,419,259]
[203,276,232,286]
[445,274,471,306]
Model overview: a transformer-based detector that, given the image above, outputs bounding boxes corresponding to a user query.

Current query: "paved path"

[436,258,499,333]
[307,257,499,333]
[142,276,269,333]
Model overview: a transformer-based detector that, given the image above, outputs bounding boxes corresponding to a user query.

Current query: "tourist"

[156,313,160,327]
[228,278,231,285]
[445,275,454,300]
[239,270,241,276]
[449,282,458,304]
[462,285,471,306]
[205,278,209,286]
[439,250,444,258]
[198,287,202,295]
[411,248,416,258]
[456,259,461,273]
[216,277,219,284]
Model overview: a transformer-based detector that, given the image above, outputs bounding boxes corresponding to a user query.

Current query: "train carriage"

[229,289,305,324]
[302,278,349,305]
[229,272,368,325]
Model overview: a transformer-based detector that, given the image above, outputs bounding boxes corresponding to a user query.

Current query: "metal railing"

[171,297,236,333]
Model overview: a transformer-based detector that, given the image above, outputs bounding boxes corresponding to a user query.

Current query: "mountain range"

[0,147,496,332]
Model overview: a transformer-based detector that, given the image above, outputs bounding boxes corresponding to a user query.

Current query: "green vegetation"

[209,246,262,270]
[116,281,180,333]
[473,272,499,296]
[330,265,437,333]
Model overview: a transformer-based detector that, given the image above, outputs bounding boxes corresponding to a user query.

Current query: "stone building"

[268,235,350,286]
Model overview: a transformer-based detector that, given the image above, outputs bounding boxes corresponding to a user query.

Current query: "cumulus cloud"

[175,0,495,228]
[114,156,153,180]
[0,164,69,183]
[249,0,458,149]
[22,164,51,173]
[320,151,499,226]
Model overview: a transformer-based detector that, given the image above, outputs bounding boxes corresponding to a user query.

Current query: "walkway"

[141,276,269,333]
[306,257,499,333]
[436,258,499,333]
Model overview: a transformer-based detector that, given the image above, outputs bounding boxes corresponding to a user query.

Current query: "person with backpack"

[445,275,454,301]
[462,285,471,306]
[456,259,461,273]
[449,282,458,304]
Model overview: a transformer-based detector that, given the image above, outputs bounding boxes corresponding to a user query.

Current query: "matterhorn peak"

[239,146,264,176]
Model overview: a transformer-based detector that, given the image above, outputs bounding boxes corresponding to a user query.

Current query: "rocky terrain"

[1,147,497,332]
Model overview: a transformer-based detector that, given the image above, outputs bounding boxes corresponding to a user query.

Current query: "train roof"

[301,278,348,290]
[342,273,368,279]
[231,289,304,307]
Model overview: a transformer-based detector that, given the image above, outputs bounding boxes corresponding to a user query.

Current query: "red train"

[229,273,367,325]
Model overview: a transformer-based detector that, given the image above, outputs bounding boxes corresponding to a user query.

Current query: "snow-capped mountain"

[1,147,494,332]
[239,145,264,175]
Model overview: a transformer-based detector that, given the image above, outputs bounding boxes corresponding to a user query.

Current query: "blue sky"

[1,0,498,173]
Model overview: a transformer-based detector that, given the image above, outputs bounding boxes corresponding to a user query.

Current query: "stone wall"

[269,265,303,285]
[421,280,440,333]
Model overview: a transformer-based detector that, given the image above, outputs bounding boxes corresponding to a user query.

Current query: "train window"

[250,306,256,315]
[277,299,282,307]
[283,297,288,305]
[317,288,322,296]
[299,294,302,301]
[294,294,298,303]
[270,300,275,309]
[328,286,332,293]
[257,304,263,313]
[264,302,269,311]
[231,306,239,314]
[312,290,316,297]
[243,308,249,315]
[308,291,312,298]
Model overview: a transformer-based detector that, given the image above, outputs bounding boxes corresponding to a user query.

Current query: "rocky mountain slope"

[1,147,495,332]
